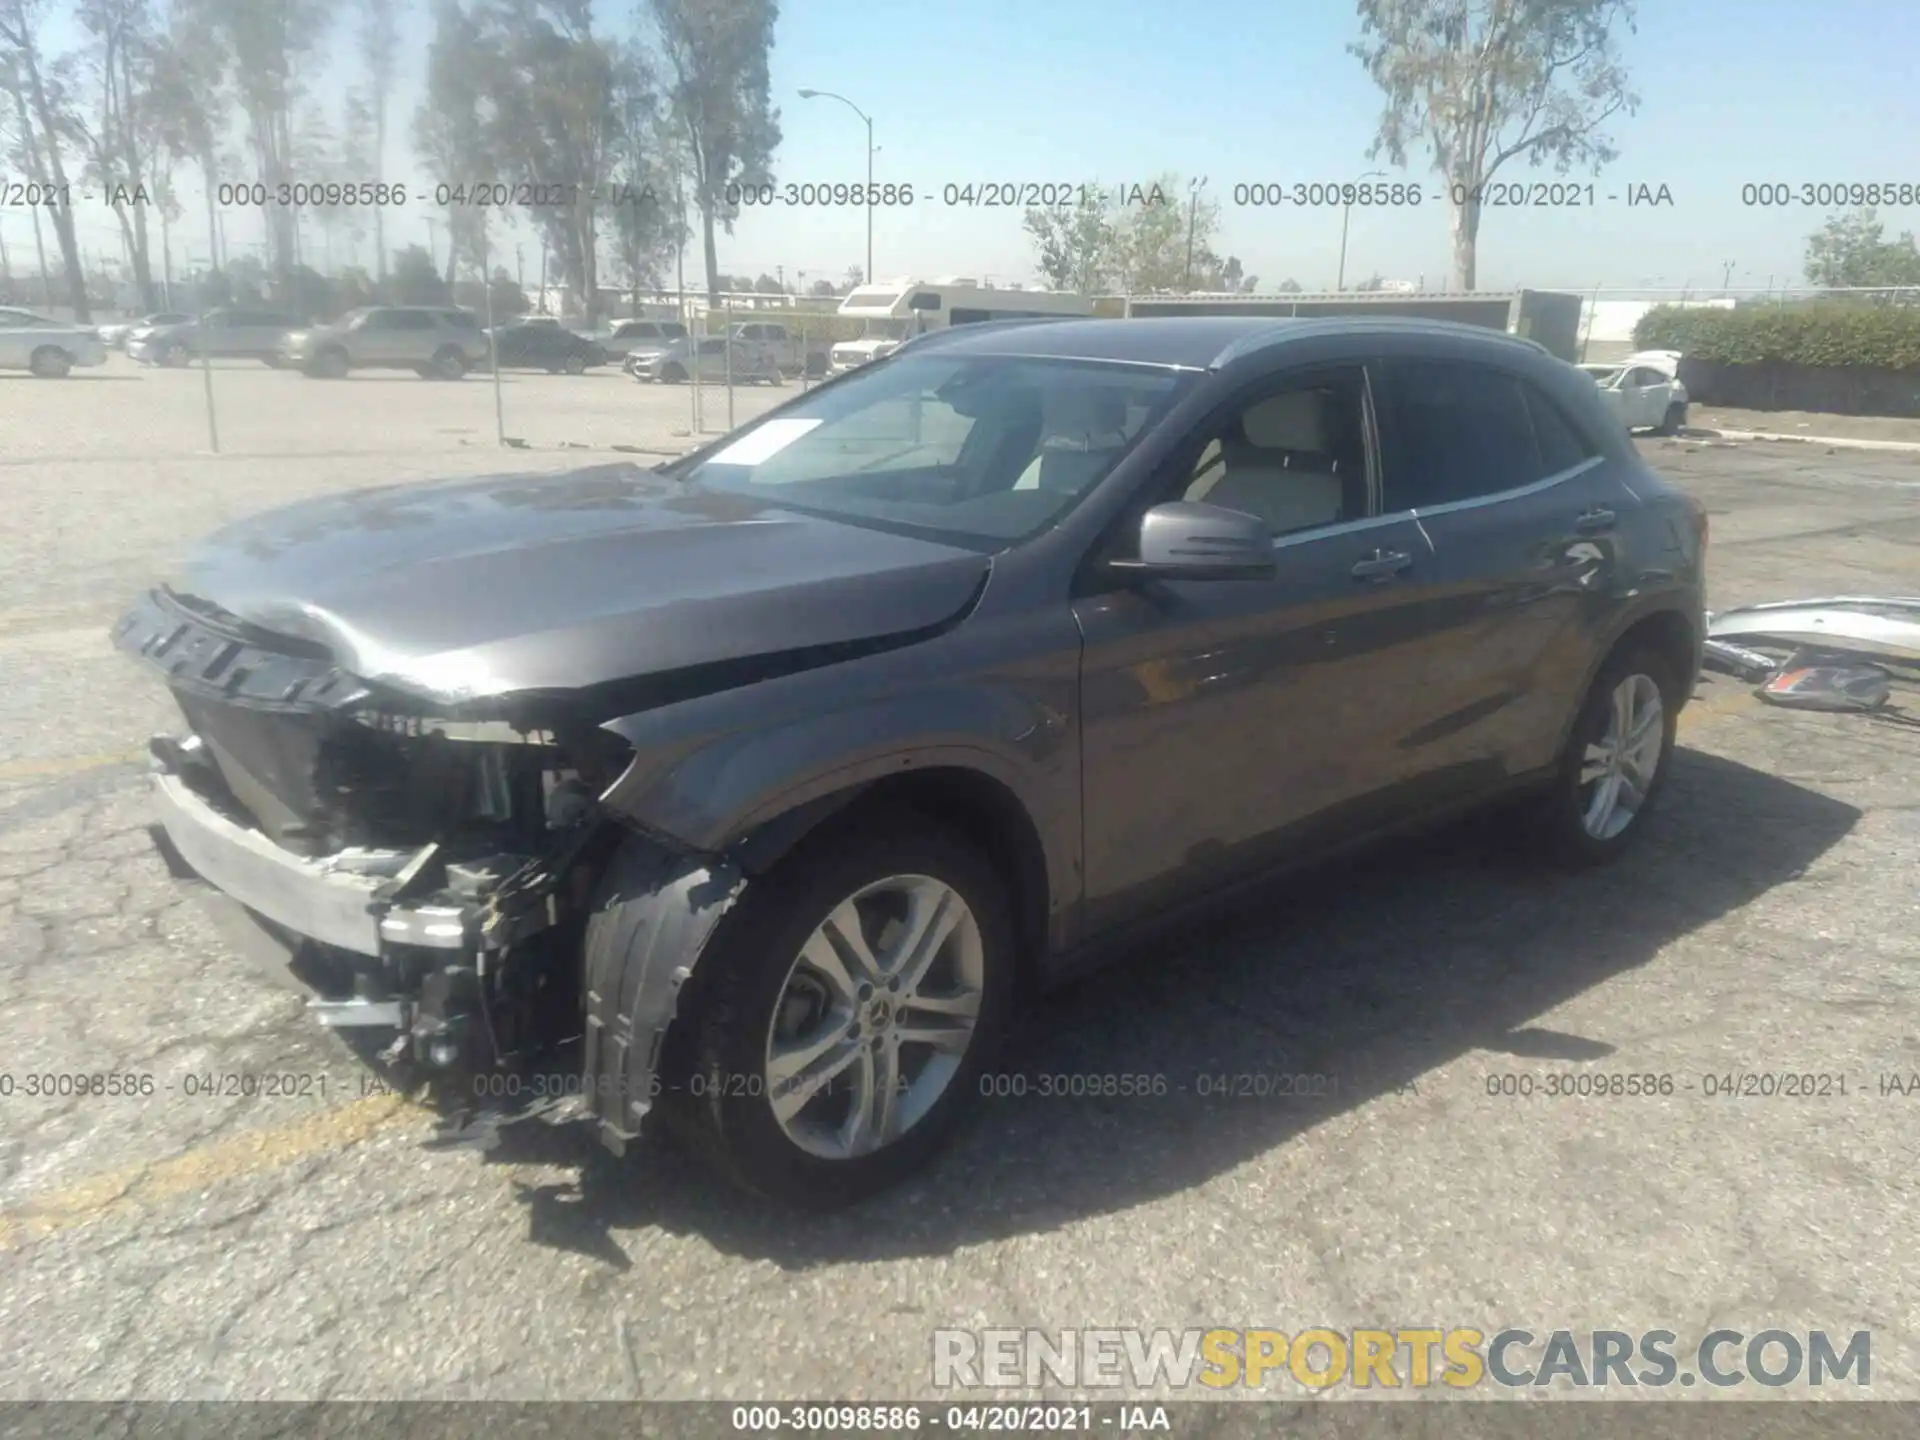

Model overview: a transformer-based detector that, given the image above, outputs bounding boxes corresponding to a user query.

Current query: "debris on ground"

[1704,597,1920,713]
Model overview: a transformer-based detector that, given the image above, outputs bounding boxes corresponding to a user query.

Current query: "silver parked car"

[623,334,783,385]
[280,306,491,379]
[596,318,690,358]
[126,308,305,366]
[0,306,109,376]
[98,312,195,349]
[114,316,1705,1208]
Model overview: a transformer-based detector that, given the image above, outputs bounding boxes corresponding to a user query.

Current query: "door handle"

[1575,507,1617,534]
[1351,548,1413,580]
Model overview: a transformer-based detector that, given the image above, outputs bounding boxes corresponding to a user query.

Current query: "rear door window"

[1380,360,1555,511]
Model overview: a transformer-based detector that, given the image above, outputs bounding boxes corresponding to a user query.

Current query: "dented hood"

[163,462,990,704]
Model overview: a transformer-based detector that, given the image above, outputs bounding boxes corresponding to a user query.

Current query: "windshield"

[675,354,1190,548]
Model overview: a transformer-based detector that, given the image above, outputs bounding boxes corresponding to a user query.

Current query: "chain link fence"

[26,268,1920,460]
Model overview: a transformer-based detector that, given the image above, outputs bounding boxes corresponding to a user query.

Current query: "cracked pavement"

[1,372,1917,1402]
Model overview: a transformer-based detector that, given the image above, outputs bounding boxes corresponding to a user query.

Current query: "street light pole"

[799,88,875,283]
[1338,169,1387,290]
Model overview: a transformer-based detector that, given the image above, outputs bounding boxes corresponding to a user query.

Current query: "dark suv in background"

[116,316,1705,1208]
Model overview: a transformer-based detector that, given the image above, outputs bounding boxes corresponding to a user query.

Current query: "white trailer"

[828,277,1093,374]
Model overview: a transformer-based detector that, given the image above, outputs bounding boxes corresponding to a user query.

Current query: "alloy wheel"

[763,874,985,1161]
[1578,672,1664,840]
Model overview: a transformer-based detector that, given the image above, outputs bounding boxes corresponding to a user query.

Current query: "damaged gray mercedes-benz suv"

[114,316,1707,1207]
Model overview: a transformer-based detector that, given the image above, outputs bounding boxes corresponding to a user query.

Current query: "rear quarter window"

[1523,385,1601,475]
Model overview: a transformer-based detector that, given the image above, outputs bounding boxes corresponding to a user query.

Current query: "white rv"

[828,277,1093,374]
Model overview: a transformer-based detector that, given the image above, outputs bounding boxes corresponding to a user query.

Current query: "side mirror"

[1110,501,1276,582]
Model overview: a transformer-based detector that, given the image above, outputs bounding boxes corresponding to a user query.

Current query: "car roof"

[909,314,1553,370]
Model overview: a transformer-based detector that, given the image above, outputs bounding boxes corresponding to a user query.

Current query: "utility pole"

[426,217,441,274]
[1721,259,1736,297]
[1183,176,1208,293]
[516,243,524,292]
[0,217,11,297]
[538,238,549,315]
[1337,170,1387,290]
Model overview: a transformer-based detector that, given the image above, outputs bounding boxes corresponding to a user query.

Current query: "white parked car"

[1579,350,1689,435]
[0,307,109,377]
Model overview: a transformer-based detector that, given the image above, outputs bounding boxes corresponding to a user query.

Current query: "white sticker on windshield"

[707,417,824,466]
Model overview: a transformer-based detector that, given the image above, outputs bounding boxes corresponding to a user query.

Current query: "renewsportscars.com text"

[932,1327,1871,1390]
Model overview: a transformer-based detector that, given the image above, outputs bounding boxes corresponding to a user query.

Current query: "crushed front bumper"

[149,735,489,1034]
[150,740,473,961]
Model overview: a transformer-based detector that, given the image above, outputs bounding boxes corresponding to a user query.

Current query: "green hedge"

[1632,303,1920,369]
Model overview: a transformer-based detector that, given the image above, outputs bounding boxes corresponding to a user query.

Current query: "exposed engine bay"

[116,584,641,1100]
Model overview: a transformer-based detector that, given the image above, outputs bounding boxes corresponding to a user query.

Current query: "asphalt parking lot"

[1,364,1917,1402]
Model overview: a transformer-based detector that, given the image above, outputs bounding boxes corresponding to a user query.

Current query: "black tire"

[661,362,688,384]
[1527,641,1681,867]
[1655,402,1687,436]
[562,354,587,375]
[29,346,72,378]
[160,343,190,368]
[654,811,1015,1208]
[430,346,467,380]
[804,353,828,379]
[310,346,350,379]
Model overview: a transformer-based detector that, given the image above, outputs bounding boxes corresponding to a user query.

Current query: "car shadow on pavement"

[483,747,1859,1267]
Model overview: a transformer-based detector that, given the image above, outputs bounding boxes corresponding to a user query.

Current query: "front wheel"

[1527,642,1680,866]
[653,814,1015,1208]
[1655,402,1687,436]
[307,347,350,379]
[561,354,587,375]
[160,343,191,368]
[660,362,688,384]
[29,346,72,378]
[429,347,467,380]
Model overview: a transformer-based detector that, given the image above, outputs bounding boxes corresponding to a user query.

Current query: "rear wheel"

[561,354,587,375]
[1528,642,1680,865]
[651,814,1014,1208]
[1655,401,1687,436]
[28,346,72,378]
[430,346,467,380]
